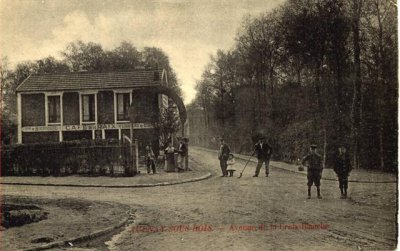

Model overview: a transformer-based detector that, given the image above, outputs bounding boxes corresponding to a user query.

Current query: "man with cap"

[218,138,231,177]
[301,144,323,199]
[253,136,273,177]
[334,145,352,199]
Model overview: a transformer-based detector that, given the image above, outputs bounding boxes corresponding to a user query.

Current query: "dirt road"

[3,147,397,250]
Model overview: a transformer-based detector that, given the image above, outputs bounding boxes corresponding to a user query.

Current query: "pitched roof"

[16,69,165,92]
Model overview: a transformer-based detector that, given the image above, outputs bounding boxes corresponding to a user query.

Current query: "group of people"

[218,136,353,199]
[164,138,189,172]
[301,144,352,199]
[217,136,272,178]
[144,138,189,174]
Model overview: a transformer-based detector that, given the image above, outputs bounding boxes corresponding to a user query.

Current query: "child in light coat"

[226,154,236,177]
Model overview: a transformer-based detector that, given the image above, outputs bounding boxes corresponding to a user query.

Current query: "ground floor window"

[105,129,119,140]
[22,132,59,144]
[63,131,92,141]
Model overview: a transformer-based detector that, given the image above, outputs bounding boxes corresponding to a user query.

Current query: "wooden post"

[135,139,139,173]
[130,123,136,175]
[128,103,137,175]
[185,139,189,171]
[17,93,22,144]
[181,119,189,170]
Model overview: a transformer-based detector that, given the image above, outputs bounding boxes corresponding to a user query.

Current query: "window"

[82,94,95,122]
[48,95,61,123]
[117,93,130,121]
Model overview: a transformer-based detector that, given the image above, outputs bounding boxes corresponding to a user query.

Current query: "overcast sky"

[0,0,285,104]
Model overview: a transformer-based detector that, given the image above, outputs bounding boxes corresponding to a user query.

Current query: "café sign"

[22,123,153,132]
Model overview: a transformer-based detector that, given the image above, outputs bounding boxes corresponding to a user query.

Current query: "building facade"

[16,70,172,149]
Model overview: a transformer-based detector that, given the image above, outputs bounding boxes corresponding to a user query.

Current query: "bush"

[2,140,133,176]
[1,204,48,228]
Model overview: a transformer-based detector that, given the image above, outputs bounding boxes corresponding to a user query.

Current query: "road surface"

[3,147,397,250]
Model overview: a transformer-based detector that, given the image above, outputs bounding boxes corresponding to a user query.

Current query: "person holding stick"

[253,136,273,177]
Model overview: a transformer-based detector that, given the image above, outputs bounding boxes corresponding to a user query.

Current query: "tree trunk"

[351,0,362,169]
[314,65,327,168]
[379,126,385,170]
[376,0,385,171]
[323,125,327,169]
[252,86,257,133]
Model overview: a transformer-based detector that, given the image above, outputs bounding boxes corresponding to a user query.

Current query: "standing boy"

[334,145,352,199]
[302,145,323,199]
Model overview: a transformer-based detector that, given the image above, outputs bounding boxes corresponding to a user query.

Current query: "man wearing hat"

[177,137,187,172]
[334,145,352,198]
[218,138,231,177]
[301,144,323,199]
[253,136,273,177]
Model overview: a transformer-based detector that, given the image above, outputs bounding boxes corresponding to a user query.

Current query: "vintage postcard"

[0,0,397,250]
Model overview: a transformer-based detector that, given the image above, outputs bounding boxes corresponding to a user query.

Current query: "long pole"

[130,122,136,175]
[238,151,255,179]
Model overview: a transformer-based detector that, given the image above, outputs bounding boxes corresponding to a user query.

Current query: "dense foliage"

[189,0,397,172]
[2,140,131,176]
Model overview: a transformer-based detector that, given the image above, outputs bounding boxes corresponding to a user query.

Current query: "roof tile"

[16,70,163,92]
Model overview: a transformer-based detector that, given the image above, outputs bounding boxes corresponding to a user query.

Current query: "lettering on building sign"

[22,123,153,132]
[22,126,61,132]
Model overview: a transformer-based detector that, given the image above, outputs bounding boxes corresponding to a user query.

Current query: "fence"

[2,139,137,176]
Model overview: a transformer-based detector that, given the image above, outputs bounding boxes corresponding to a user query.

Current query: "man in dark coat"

[218,138,230,177]
[302,144,323,199]
[145,145,156,174]
[177,138,187,172]
[253,136,273,177]
[334,145,352,199]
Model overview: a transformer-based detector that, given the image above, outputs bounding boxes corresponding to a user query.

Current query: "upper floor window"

[117,93,130,121]
[48,95,61,124]
[82,94,95,122]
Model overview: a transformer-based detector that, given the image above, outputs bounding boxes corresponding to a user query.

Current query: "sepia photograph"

[0,0,398,250]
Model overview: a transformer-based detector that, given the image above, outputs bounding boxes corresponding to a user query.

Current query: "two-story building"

[16,69,181,152]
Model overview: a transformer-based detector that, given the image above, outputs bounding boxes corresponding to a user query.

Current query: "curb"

[194,147,397,184]
[1,172,212,188]
[240,156,397,184]
[23,209,132,251]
